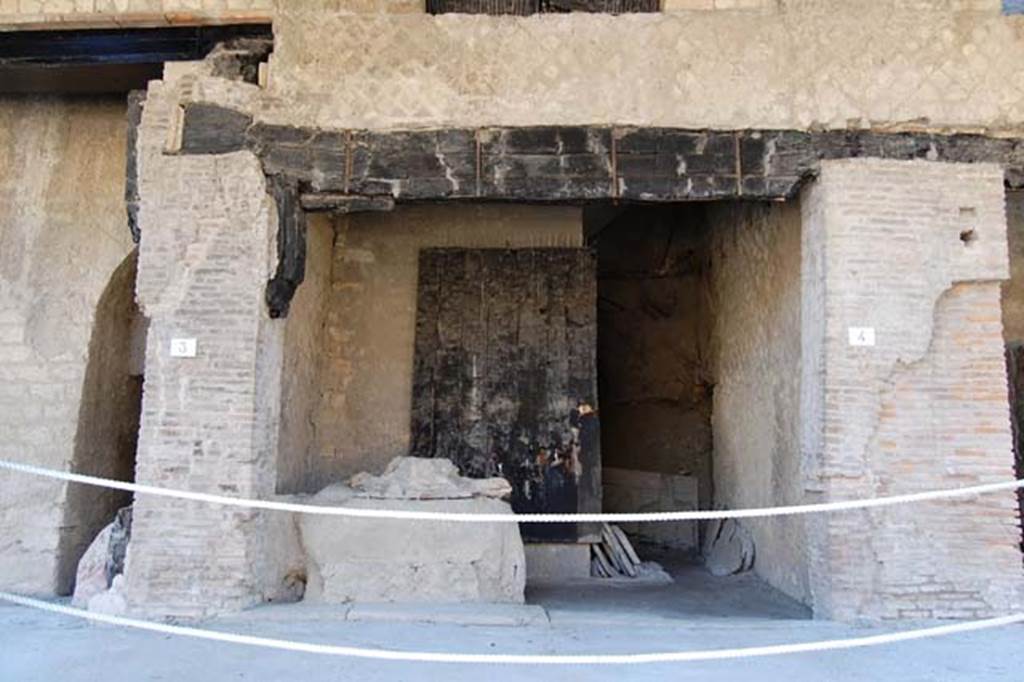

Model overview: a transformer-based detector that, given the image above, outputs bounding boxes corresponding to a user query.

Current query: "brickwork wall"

[802,159,1023,620]
[707,201,809,605]
[264,4,1024,133]
[0,96,134,596]
[122,67,291,617]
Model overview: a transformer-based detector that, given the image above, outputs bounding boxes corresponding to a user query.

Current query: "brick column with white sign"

[800,158,1024,620]
[122,69,287,618]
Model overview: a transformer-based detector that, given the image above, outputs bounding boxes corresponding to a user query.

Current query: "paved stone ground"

[2,601,1023,682]
[3,563,1022,682]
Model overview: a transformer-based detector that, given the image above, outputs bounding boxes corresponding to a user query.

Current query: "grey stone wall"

[0,96,135,596]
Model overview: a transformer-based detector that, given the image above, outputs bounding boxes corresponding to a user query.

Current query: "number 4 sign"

[848,327,876,347]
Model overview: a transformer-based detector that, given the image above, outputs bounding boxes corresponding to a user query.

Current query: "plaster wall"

[263,4,1024,133]
[706,201,809,605]
[0,96,135,596]
[314,204,582,487]
[3,0,1007,29]
[276,214,333,495]
[803,158,1023,620]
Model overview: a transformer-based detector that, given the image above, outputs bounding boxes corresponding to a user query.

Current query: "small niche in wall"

[959,207,978,247]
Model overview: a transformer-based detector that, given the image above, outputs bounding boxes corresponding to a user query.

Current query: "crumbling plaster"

[0,96,135,596]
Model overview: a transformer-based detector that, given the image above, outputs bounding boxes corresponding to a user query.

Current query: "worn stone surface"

[349,457,512,500]
[297,460,526,604]
[801,159,1024,620]
[523,543,591,582]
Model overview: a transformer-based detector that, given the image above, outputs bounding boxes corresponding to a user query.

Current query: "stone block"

[524,543,592,582]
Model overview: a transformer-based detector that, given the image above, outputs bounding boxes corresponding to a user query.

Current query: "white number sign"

[170,338,198,358]
[848,327,876,347]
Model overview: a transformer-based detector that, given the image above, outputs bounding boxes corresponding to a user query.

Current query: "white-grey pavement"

[2,598,1023,682]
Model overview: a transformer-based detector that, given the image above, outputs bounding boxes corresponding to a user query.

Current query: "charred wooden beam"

[266,178,307,320]
[427,0,659,13]
[299,193,396,213]
[173,102,1024,318]
[541,1,660,12]
[177,104,1024,204]
[125,89,146,243]
[428,0,539,14]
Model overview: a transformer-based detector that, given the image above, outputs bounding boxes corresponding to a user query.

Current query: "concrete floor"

[2,563,1021,682]
[528,554,811,625]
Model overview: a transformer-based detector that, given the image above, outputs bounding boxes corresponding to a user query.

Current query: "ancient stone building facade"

[1,0,1023,621]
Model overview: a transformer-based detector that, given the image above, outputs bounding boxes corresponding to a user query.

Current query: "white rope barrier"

[1,459,1021,523]
[0,592,1020,665]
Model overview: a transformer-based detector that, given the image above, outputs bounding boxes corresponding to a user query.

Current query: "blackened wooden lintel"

[173,102,1024,318]
[266,178,307,320]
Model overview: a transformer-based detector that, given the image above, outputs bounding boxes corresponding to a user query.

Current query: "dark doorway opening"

[590,204,712,556]
[56,249,146,595]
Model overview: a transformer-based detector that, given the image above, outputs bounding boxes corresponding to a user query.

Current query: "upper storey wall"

[0,0,1009,28]
[4,1,1023,134]
[262,4,1024,132]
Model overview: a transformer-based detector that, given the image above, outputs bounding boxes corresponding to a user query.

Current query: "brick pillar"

[800,158,1024,620]
[121,72,285,618]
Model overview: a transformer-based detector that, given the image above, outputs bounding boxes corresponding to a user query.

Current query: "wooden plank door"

[410,248,600,541]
